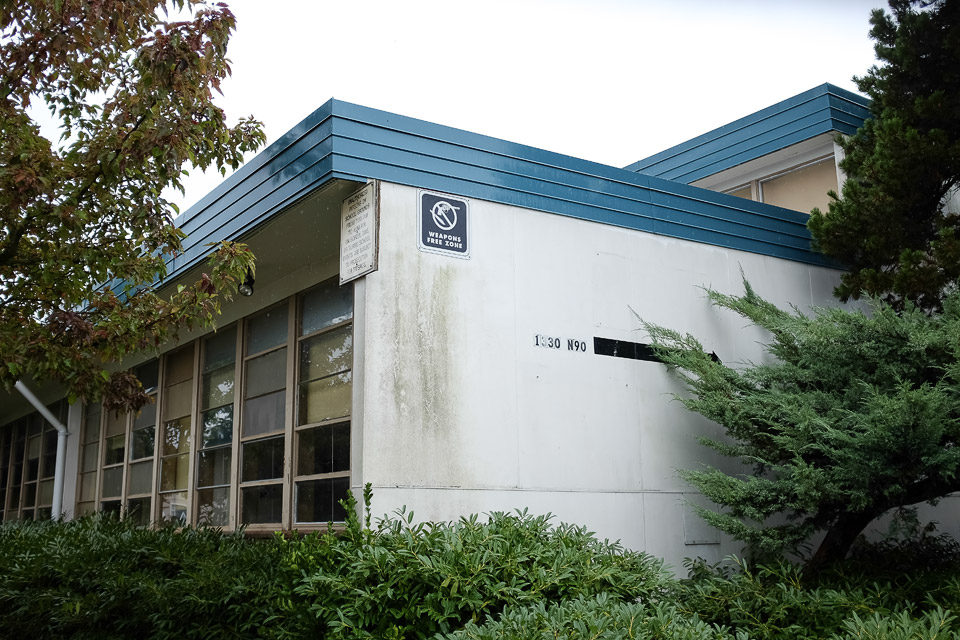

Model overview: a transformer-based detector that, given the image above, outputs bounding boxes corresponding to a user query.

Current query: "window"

[294,284,353,524]
[76,278,354,530]
[0,401,66,521]
[196,326,237,526]
[720,156,838,214]
[128,361,158,525]
[159,345,195,523]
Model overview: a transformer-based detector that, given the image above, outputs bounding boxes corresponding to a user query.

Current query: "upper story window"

[723,156,839,214]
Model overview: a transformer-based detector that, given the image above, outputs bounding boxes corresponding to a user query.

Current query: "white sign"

[340,182,379,285]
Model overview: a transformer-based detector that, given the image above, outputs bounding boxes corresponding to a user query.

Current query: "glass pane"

[295,477,349,524]
[137,360,159,394]
[41,451,57,479]
[76,502,96,517]
[127,497,151,526]
[38,479,53,505]
[301,284,353,336]
[128,460,153,495]
[102,467,122,499]
[297,423,350,476]
[245,348,287,398]
[27,435,41,458]
[23,483,36,507]
[41,432,57,478]
[247,306,288,355]
[37,507,51,520]
[202,364,235,410]
[21,508,34,521]
[241,437,284,482]
[26,457,39,482]
[159,491,187,523]
[163,379,193,420]
[105,435,125,465]
[242,390,285,438]
[105,411,126,438]
[197,487,230,526]
[81,443,98,473]
[197,448,231,488]
[162,418,191,456]
[79,472,97,502]
[204,326,237,372]
[299,325,353,382]
[160,454,189,491]
[134,402,157,430]
[83,406,101,443]
[101,501,121,516]
[298,372,352,425]
[7,484,20,511]
[201,406,234,448]
[130,426,155,460]
[241,484,282,524]
[165,346,194,385]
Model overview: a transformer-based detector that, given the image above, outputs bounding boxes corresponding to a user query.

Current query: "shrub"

[0,515,291,639]
[283,495,669,639]
[442,593,738,640]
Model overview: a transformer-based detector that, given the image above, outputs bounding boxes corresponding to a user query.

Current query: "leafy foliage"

[283,491,668,639]
[0,0,264,410]
[444,594,738,640]
[0,515,291,639]
[808,0,960,312]
[672,550,960,640]
[643,282,960,568]
[3,504,960,639]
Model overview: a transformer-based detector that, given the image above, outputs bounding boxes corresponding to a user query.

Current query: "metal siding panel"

[156,91,848,287]
[626,85,831,173]
[668,120,837,183]
[657,113,834,182]
[628,84,870,182]
[169,125,336,273]
[634,96,830,179]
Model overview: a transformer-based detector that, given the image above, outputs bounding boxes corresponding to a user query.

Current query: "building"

[3,83,923,567]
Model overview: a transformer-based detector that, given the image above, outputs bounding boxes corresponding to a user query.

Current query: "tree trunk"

[805,511,877,575]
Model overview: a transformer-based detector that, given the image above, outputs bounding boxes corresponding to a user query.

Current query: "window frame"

[72,277,354,531]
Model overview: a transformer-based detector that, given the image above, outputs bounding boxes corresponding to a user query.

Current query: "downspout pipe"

[14,381,69,520]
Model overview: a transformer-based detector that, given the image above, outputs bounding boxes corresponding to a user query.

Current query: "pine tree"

[808,0,960,313]
[644,282,960,570]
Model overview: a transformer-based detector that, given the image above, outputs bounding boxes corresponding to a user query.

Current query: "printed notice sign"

[340,182,379,285]
[418,190,470,259]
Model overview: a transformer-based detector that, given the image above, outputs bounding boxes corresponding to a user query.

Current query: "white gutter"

[14,381,69,520]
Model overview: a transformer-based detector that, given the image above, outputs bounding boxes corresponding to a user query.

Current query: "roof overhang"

[166,94,848,285]
[625,83,870,184]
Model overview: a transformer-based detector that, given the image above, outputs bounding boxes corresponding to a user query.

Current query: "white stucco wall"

[354,182,846,569]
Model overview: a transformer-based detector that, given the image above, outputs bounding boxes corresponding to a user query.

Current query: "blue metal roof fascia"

[162,97,840,285]
[163,104,343,274]
[328,119,814,248]
[658,112,838,184]
[325,103,831,265]
[626,84,871,183]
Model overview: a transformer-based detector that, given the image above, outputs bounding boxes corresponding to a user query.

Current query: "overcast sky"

[170,0,885,212]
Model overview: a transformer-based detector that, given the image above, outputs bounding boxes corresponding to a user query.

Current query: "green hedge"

[2,500,959,640]
[285,504,667,639]
[0,516,290,639]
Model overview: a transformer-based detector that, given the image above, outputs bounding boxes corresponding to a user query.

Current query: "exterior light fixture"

[238,268,255,297]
